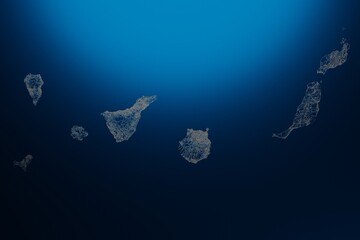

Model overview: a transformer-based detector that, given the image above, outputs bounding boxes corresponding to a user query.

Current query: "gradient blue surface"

[1,0,360,239]
[22,0,332,93]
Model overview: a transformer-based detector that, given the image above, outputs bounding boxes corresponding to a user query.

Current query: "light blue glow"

[29,0,322,93]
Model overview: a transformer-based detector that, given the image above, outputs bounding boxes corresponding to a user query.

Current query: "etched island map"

[2,1,359,239]
[101,95,157,143]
